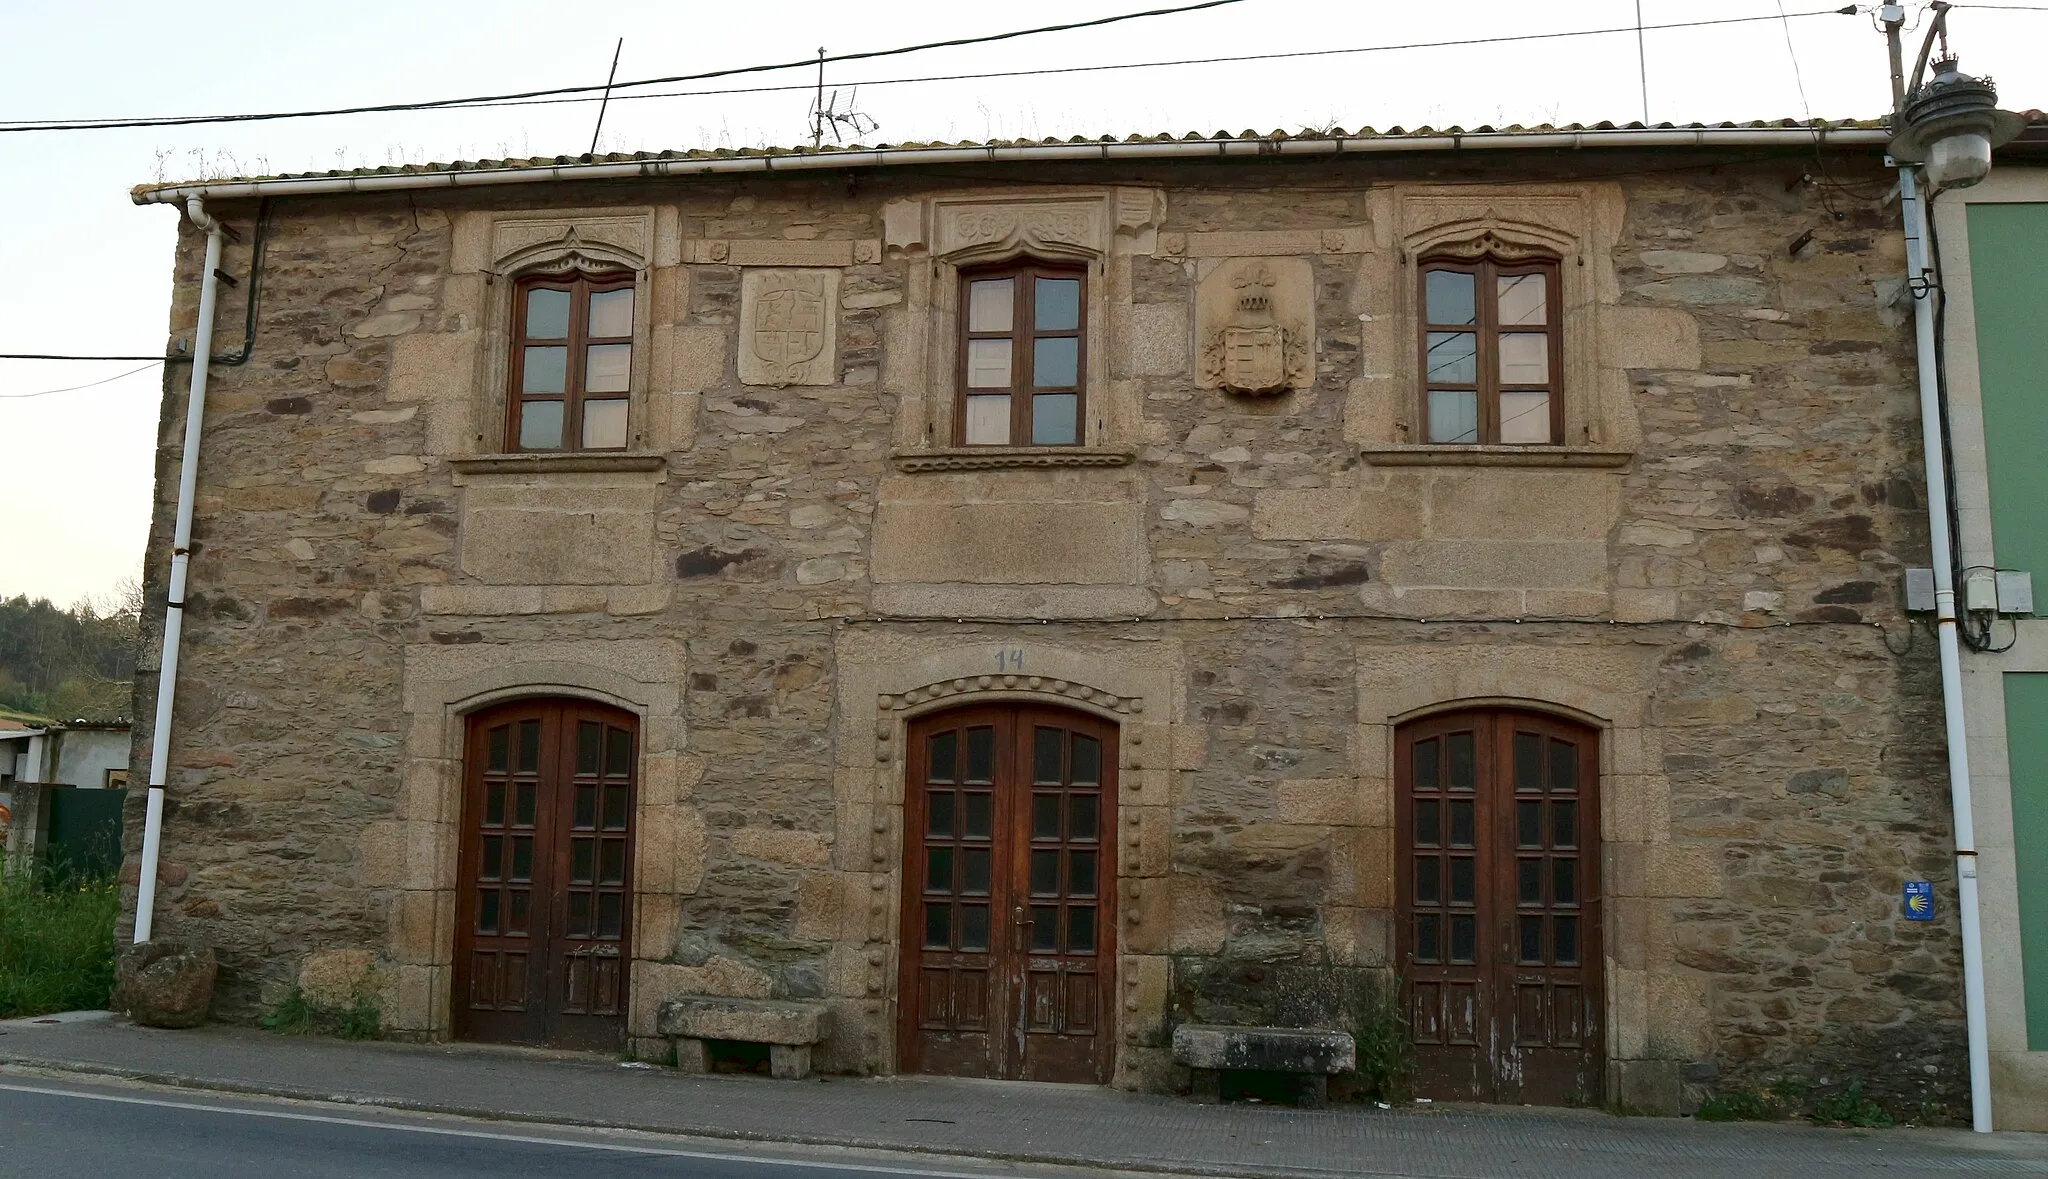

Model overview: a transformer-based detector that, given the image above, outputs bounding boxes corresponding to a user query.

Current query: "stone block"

[387,332,477,404]
[673,324,728,389]
[1252,487,1361,541]
[1614,1058,1683,1115]
[793,871,844,940]
[298,948,376,1008]
[459,489,657,586]
[1171,1024,1355,1073]
[116,942,217,1029]
[1124,303,1189,377]
[1167,877,1225,955]
[358,821,406,887]
[1277,778,1357,826]
[1426,470,1620,541]
[1379,540,1608,590]
[730,827,831,866]
[675,807,708,894]
[656,996,831,1044]
[872,500,1143,585]
[1601,306,1702,370]
[737,269,838,386]
[1648,844,1723,898]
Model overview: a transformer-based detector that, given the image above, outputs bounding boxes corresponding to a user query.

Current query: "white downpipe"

[134,196,224,946]
[1899,166,1993,1132]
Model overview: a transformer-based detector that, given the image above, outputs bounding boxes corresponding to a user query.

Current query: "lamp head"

[1891,55,2028,189]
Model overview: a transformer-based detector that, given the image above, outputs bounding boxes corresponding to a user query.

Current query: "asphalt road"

[0,1076,1089,1179]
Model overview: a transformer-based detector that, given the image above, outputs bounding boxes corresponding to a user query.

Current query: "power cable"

[0,362,162,399]
[0,0,1251,133]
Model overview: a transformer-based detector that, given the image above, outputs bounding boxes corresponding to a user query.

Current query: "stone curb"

[0,1055,1374,1179]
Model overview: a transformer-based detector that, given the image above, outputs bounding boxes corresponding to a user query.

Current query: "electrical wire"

[0,361,162,399]
[2,7,1865,133]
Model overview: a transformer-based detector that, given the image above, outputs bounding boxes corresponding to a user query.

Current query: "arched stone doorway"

[453,697,639,1049]
[897,702,1118,1083]
[1397,706,1603,1105]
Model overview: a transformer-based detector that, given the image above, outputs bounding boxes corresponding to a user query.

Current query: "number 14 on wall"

[995,649,1026,672]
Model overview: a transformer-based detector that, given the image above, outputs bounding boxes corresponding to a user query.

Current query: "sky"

[1,0,2043,609]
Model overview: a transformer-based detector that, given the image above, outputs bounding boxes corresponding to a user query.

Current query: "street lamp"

[1889,53,2028,189]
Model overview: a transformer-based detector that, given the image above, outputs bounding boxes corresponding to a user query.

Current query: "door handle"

[1012,906,1029,952]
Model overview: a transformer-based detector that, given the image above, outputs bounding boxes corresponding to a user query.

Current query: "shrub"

[1812,1080,1893,1129]
[1346,972,1414,1102]
[0,857,119,1019]
[260,985,383,1041]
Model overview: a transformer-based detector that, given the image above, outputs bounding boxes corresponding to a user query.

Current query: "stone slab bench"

[656,997,832,1079]
[1171,1024,1356,1108]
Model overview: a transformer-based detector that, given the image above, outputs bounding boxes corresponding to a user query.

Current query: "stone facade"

[126,147,1966,1116]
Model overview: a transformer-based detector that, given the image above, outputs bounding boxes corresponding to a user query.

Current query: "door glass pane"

[1425,331,1476,385]
[1033,728,1063,784]
[1450,915,1477,963]
[1414,854,1440,903]
[1519,858,1542,905]
[1517,801,1542,848]
[1032,793,1062,840]
[1033,337,1078,388]
[1414,799,1441,846]
[1030,850,1060,895]
[1549,740,1578,793]
[962,847,991,895]
[1497,272,1547,325]
[515,782,536,827]
[1552,800,1577,849]
[1425,270,1476,324]
[485,783,506,826]
[965,728,995,783]
[966,338,1012,388]
[1031,394,1078,445]
[1449,857,1475,904]
[1415,913,1441,962]
[481,836,503,880]
[1068,850,1097,897]
[488,727,508,772]
[522,346,567,394]
[568,893,591,937]
[964,793,993,838]
[583,398,629,449]
[574,784,597,829]
[1554,915,1579,964]
[570,838,592,884]
[602,785,628,829]
[1067,906,1096,953]
[926,846,954,892]
[606,727,631,776]
[598,892,622,937]
[1520,915,1544,963]
[599,840,624,885]
[960,904,990,951]
[924,903,951,949]
[1036,277,1080,331]
[1068,794,1098,842]
[477,890,500,934]
[586,343,633,394]
[964,394,1010,444]
[577,722,602,775]
[1447,733,1475,790]
[518,400,564,450]
[1553,858,1578,905]
[525,287,571,338]
[1070,735,1100,785]
[517,721,540,772]
[1412,738,1439,790]
[1449,799,1475,847]
[1029,906,1058,952]
[926,791,955,837]
[927,733,957,783]
[1513,732,1542,792]
[967,278,1014,332]
[588,287,634,336]
[512,835,533,881]
[1499,390,1552,444]
[509,890,529,935]
[1427,390,1478,444]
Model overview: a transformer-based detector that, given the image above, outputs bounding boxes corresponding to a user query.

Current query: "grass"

[259,985,383,1041]
[0,858,120,1019]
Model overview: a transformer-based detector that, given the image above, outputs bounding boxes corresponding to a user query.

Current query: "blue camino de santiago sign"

[1904,880,1935,921]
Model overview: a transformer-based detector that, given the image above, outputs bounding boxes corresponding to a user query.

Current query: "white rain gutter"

[1898,165,1993,1132]
[134,195,225,945]
[131,127,1893,205]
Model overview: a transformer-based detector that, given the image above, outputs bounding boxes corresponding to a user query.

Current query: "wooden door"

[455,699,637,1050]
[1397,709,1602,1105]
[899,705,1116,1084]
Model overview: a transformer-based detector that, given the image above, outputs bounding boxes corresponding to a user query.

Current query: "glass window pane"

[1449,799,1475,848]
[586,343,633,394]
[1449,856,1475,904]
[485,783,505,826]
[512,835,533,881]
[1068,794,1098,842]
[964,793,992,838]
[927,733,957,783]
[1032,793,1062,840]
[606,727,630,777]
[1553,857,1578,906]
[488,727,508,772]
[598,840,624,885]
[1554,915,1579,964]
[926,846,954,893]
[517,721,540,772]
[967,338,1012,389]
[1030,850,1060,895]
[522,345,568,394]
[1416,913,1441,962]
[1514,732,1542,792]
[966,729,995,784]
[1497,272,1548,325]
[1499,333,1549,384]
[583,398,628,449]
[1500,391,1551,444]
[603,781,629,826]
[1520,915,1544,963]
[968,278,1014,333]
[1427,390,1478,444]
[1029,905,1058,951]
[1071,737,1100,786]
[1412,738,1439,791]
[1067,905,1096,953]
[515,782,536,827]
[1552,800,1578,849]
[481,836,503,880]
[1425,270,1476,324]
[1450,915,1477,963]
[1414,798,1441,846]
[1034,728,1063,784]
[574,784,596,829]
[588,287,634,337]
[1031,394,1078,445]
[964,394,1010,445]
[518,400,564,450]
[962,847,991,895]
[1519,858,1542,905]
[598,892,622,937]
[1032,336,1078,388]
[477,890,500,934]
[1549,740,1578,794]
[1036,277,1080,332]
[1425,331,1476,385]
[1448,733,1475,790]
[926,791,955,838]
[1517,801,1542,848]
[567,892,591,937]
[509,889,529,934]
[961,904,990,951]
[525,287,570,339]
[1414,855,1440,904]
[924,903,951,949]
[571,838,593,884]
[577,722,602,775]
[1068,850,1097,898]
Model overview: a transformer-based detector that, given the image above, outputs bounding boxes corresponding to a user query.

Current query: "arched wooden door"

[1397,708,1602,1105]
[454,698,638,1050]
[898,704,1117,1083]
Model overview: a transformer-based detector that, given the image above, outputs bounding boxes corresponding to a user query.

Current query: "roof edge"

[132,126,1897,206]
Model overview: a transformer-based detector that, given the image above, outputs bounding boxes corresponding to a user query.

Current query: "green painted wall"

[1967,202,2048,581]
[2003,674,2048,1049]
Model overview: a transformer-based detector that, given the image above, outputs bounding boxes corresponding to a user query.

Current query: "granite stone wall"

[124,151,1963,1115]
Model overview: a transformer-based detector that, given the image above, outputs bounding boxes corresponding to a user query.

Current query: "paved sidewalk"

[1,1016,2045,1179]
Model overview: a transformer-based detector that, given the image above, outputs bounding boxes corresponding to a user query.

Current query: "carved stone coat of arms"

[1195,258,1314,396]
[739,268,839,386]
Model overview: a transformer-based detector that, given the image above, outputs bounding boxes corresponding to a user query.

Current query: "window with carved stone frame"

[956,260,1087,447]
[1418,255,1562,445]
[507,270,637,452]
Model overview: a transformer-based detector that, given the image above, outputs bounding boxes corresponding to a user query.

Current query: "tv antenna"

[809,47,878,148]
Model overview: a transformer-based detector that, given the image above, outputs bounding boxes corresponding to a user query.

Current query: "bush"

[260,985,382,1041]
[1346,973,1414,1102]
[0,858,119,1018]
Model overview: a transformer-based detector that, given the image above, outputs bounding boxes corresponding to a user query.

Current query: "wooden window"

[508,271,635,452]
[1419,257,1561,445]
[957,262,1085,447]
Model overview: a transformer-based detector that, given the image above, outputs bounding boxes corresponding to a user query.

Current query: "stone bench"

[1171,1024,1356,1109]
[656,997,832,1079]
